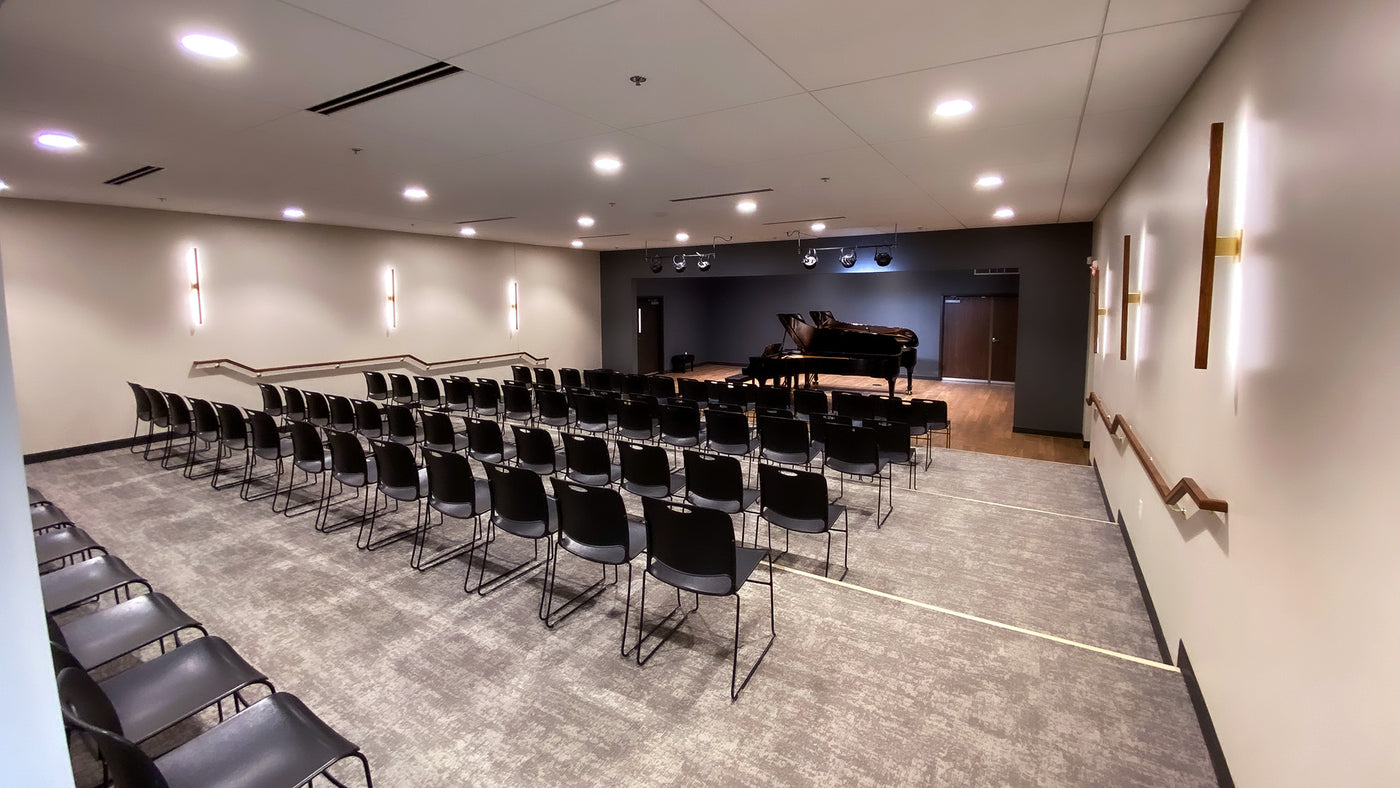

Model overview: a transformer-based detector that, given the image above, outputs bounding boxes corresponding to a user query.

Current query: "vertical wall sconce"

[508,280,519,333]
[188,247,204,327]
[1120,234,1140,361]
[1196,121,1244,369]
[384,267,397,330]
[1089,257,1103,354]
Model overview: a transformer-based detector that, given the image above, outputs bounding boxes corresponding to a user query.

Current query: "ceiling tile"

[628,94,865,168]
[1086,14,1241,114]
[1104,0,1250,34]
[1062,104,1175,219]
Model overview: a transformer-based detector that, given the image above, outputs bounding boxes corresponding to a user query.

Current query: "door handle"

[991,337,999,342]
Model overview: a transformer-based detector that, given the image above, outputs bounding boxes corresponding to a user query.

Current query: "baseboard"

[1092,460,1112,522]
[24,434,164,464]
[1082,439,1090,448]
[1177,641,1235,788]
[1011,426,1083,440]
[1116,511,1171,665]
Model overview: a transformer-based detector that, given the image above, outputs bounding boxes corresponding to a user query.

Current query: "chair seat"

[35,526,104,569]
[28,486,49,506]
[381,467,428,502]
[101,636,268,743]
[59,592,203,671]
[154,693,361,788]
[493,497,559,540]
[762,503,847,535]
[566,464,620,488]
[708,440,755,456]
[560,520,646,565]
[622,472,685,500]
[254,438,294,460]
[878,450,913,465]
[761,448,815,466]
[688,488,759,515]
[334,457,378,488]
[518,451,567,475]
[431,480,491,520]
[31,503,73,532]
[825,456,889,477]
[471,445,518,464]
[41,555,147,613]
[650,545,765,596]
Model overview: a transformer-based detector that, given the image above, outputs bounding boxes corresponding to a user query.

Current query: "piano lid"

[810,310,918,347]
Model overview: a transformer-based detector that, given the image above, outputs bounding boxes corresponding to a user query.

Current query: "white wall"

[1086,0,1400,784]
[0,200,602,453]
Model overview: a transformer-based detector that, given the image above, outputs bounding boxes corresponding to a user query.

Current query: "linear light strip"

[771,564,1178,672]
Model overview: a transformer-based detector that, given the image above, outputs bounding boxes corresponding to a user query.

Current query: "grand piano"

[743,313,904,396]
[810,310,919,393]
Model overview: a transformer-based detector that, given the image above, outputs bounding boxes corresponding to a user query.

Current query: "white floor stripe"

[771,564,1178,673]
[923,490,1116,525]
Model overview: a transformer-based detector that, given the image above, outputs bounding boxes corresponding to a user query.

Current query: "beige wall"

[1087,0,1400,783]
[0,200,602,454]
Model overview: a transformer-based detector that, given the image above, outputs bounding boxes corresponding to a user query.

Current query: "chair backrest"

[758,415,809,454]
[465,417,506,458]
[214,402,248,442]
[364,370,390,400]
[420,410,456,448]
[303,391,331,425]
[676,377,708,404]
[824,424,879,466]
[759,464,830,523]
[616,398,655,433]
[280,386,307,418]
[142,386,169,424]
[659,403,700,441]
[915,398,949,427]
[563,433,611,475]
[511,425,557,468]
[642,497,738,584]
[472,381,500,411]
[190,397,220,435]
[289,420,325,466]
[443,377,473,409]
[388,373,416,403]
[246,409,282,451]
[257,383,283,414]
[414,376,442,404]
[127,382,152,419]
[327,429,369,476]
[475,378,502,399]
[534,367,557,388]
[720,383,749,409]
[164,392,192,427]
[868,419,911,455]
[384,404,418,441]
[326,394,356,430]
[56,668,171,788]
[570,392,609,429]
[551,477,629,548]
[536,388,570,422]
[704,408,750,446]
[683,450,742,505]
[502,382,533,415]
[809,412,852,444]
[867,395,900,423]
[755,385,791,412]
[511,365,534,385]
[886,399,918,427]
[422,447,479,507]
[353,399,383,433]
[618,440,671,489]
[559,367,583,388]
[621,373,647,396]
[371,440,420,492]
[485,462,550,525]
[831,391,869,422]
[792,388,828,417]
[646,375,677,398]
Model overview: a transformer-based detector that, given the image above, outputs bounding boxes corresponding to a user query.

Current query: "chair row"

[31,486,373,787]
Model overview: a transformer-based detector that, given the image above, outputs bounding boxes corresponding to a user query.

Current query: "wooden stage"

[667,363,1089,466]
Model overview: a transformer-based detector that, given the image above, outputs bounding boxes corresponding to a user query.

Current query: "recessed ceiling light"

[811,222,826,232]
[35,132,81,150]
[577,215,595,228]
[571,240,584,248]
[402,186,428,201]
[675,232,689,243]
[736,199,757,214]
[934,99,975,118]
[282,207,305,220]
[180,33,239,59]
[459,227,476,236]
[975,174,1004,189]
[994,207,1015,220]
[592,156,622,174]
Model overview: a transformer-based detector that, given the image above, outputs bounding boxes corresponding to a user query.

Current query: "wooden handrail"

[1086,392,1228,513]
[190,351,549,378]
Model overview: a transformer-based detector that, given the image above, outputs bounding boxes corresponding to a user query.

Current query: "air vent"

[307,62,463,115]
[973,267,1020,276]
[578,233,630,239]
[761,215,846,226]
[669,187,772,203]
[455,216,515,224]
[103,165,164,186]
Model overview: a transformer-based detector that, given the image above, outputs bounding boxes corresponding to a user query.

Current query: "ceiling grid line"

[1057,1,1114,223]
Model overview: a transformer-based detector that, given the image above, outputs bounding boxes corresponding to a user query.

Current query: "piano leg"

[887,377,895,398]
[905,366,914,394]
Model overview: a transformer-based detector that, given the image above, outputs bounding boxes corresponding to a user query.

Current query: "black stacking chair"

[562,433,620,487]
[472,379,501,419]
[758,464,849,579]
[536,387,572,430]
[210,402,250,490]
[809,412,852,457]
[473,463,557,601]
[279,386,307,425]
[241,410,292,504]
[56,669,372,788]
[418,448,491,571]
[184,398,223,480]
[682,450,759,541]
[676,377,708,406]
[364,370,390,402]
[792,388,828,421]
[302,390,331,430]
[616,398,658,443]
[465,417,517,464]
[28,485,51,506]
[139,387,171,462]
[443,376,474,415]
[126,382,154,454]
[646,375,677,399]
[915,397,952,453]
[384,404,422,449]
[414,375,443,409]
[512,425,565,475]
[282,420,330,517]
[704,408,756,466]
[257,383,286,420]
[545,478,645,653]
[364,440,424,552]
[389,372,417,406]
[320,429,382,535]
[421,409,469,454]
[559,367,583,388]
[582,368,608,390]
[870,419,917,489]
[755,385,791,413]
[867,394,900,424]
[36,526,106,572]
[621,373,647,396]
[502,382,535,426]
[41,556,150,614]
[618,440,684,499]
[659,402,704,461]
[326,394,356,433]
[534,367,558,389]
[637,497,775,700]
[353,398,385,441]
[758,415,815,468]
[570,391,613,435]
[511,364,534,386]
[823,424,893,528]
[831,391,869,426]
[31,502,73,534]
[47,594,204,671]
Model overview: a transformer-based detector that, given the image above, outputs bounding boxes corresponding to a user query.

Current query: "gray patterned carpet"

[35,439,1216,787]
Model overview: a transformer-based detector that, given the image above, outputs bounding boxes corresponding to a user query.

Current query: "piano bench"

[671,353,695,373]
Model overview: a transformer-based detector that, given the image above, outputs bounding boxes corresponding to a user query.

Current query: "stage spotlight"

[649,257,663,274]
[672,254,686,273]
[874,250,893,267]
[839,249,857,268]
[802,249,818,269]
[697,253,712,271]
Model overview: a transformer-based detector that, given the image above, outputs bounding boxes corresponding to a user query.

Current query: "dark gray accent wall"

[600,223,1091,436]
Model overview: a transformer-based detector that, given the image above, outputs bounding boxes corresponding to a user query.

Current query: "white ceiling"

[0,0,1248,250]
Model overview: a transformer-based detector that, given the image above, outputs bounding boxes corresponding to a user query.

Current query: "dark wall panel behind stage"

[601,223,1091,436]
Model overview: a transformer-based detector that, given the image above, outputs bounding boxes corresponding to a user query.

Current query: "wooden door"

[989,296,1018,382]
[636,297,664,374]
[940,297,992,380]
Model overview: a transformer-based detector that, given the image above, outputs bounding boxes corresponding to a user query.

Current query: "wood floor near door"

[669,363,1089,466]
